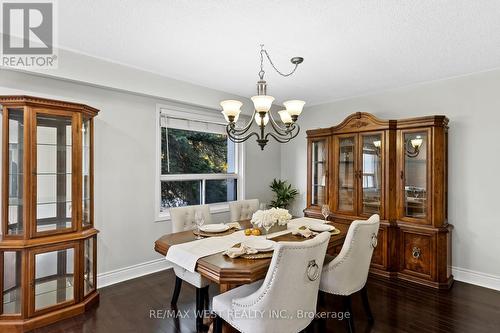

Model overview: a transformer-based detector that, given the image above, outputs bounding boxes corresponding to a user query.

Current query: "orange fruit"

[244,228,252,236]
[251,228,262,236]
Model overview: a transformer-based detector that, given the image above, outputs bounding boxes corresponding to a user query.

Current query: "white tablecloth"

[165,217,326,272]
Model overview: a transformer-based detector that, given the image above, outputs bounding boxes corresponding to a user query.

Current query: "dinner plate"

[242,238,275,251]
[199,224,231,233]
[308,224,335,232]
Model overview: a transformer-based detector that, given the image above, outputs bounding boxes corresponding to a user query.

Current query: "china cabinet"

[304,112,452,289]
[0,96,99,332]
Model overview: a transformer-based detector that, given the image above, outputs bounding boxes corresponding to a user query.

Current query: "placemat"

[193,228,237,238]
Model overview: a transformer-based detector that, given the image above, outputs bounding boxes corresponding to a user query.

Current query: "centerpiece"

[251,208,292,235]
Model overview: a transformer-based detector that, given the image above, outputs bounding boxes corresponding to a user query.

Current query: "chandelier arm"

[265,131,296,144]
[226,129,260,143]
[261,48,300,78]
[264,123,299,143]
[227,110,257,135]
[267,110,294,135]
[288,123,301,139]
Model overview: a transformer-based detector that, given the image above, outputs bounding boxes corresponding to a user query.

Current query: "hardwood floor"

[31,269,500,333]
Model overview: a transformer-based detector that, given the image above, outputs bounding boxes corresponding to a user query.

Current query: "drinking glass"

[194,211,205,239]
[263,219,273,239]
[259,203,267,211]
[321,204,330,223]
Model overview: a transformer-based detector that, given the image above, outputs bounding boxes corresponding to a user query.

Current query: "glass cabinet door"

[402,131,428,220]
[83,237,96,296]
[82,117,92,228]
[31,245,75,315]
[1,251,22,315]
[337,135,357,213]
[35,113,74,235]
[360,133,383,216]
[311,139,327,206]
[6,108,25,236]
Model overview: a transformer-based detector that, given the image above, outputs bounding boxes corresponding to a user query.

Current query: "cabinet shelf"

[37,143,72,147]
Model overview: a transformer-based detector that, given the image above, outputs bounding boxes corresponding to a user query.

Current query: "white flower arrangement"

[251,208,292,228]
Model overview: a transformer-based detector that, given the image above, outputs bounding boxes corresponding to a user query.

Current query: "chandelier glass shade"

[220,45,305,150]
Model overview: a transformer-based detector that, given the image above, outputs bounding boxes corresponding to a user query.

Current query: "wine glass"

[259,202,267,211]
[194,211,205,239]
[321,204,330,223]
[263,219,273,239]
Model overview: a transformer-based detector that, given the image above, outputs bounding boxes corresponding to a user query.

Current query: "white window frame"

[155,103,245,222]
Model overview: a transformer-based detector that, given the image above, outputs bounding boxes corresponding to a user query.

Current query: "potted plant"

[270,178,299,209]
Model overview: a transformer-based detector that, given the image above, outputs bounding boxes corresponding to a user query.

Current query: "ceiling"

[58,0,500,106]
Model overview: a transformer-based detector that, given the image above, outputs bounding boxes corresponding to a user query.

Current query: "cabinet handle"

[400,171,404,180]
[412,247,421,259]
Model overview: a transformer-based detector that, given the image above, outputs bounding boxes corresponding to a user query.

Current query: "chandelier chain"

[259,44,300,79]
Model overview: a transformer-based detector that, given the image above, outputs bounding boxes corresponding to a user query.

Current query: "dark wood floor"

[31,269,500,333]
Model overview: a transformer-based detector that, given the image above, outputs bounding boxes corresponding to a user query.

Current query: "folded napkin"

[223,243,259,258]
[292,226,317,238]
[226,222,242,230]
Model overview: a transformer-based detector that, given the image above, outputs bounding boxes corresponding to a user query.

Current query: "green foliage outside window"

[161,128,236,209]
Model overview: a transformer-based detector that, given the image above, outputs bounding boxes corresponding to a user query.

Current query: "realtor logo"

[1,0,57,68]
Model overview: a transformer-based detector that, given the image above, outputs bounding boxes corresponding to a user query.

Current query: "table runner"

[165,217,327,272]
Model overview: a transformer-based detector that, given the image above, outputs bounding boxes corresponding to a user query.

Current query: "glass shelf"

[35,276,74,311]
[37,172,72,175]
[37,143,72,147]
[36,200,72,206]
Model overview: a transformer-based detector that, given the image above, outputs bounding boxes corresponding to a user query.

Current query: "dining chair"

[319,214,380,333]
[212,231,331,333]
[229,199,259,222]
[169,204,213,330]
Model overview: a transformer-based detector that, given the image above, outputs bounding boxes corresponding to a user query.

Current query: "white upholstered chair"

[229,199,259,221]
[169,205,214,330]
[212,231,331,333]
[319,214,380,333]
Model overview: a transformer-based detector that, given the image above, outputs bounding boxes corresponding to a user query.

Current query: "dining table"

[154,219,348,333]
[154,219,348,293]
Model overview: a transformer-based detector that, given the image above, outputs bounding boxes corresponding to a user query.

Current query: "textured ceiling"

[58,0,500,105]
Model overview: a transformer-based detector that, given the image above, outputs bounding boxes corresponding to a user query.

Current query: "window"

[155,105,243,220]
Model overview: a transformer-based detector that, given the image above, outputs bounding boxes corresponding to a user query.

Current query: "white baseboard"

[452,266,500,291]
[96,260,500,292]
[97,258,172,289]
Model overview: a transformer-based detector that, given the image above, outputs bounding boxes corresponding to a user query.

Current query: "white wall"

[12,48,256,114]
[0,69,281,285]
[281,69,500,289]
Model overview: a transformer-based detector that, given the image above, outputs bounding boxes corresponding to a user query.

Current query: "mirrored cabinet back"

[305,112,452,289]
[0,96,99,332]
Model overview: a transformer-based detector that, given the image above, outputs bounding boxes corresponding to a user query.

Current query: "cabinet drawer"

[400,229,435,280]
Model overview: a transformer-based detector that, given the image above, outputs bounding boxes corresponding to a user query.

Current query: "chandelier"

[220,45,305,150]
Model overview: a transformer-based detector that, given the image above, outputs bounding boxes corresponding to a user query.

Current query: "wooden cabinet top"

[306,112,449,138]
[0,95,99,117]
